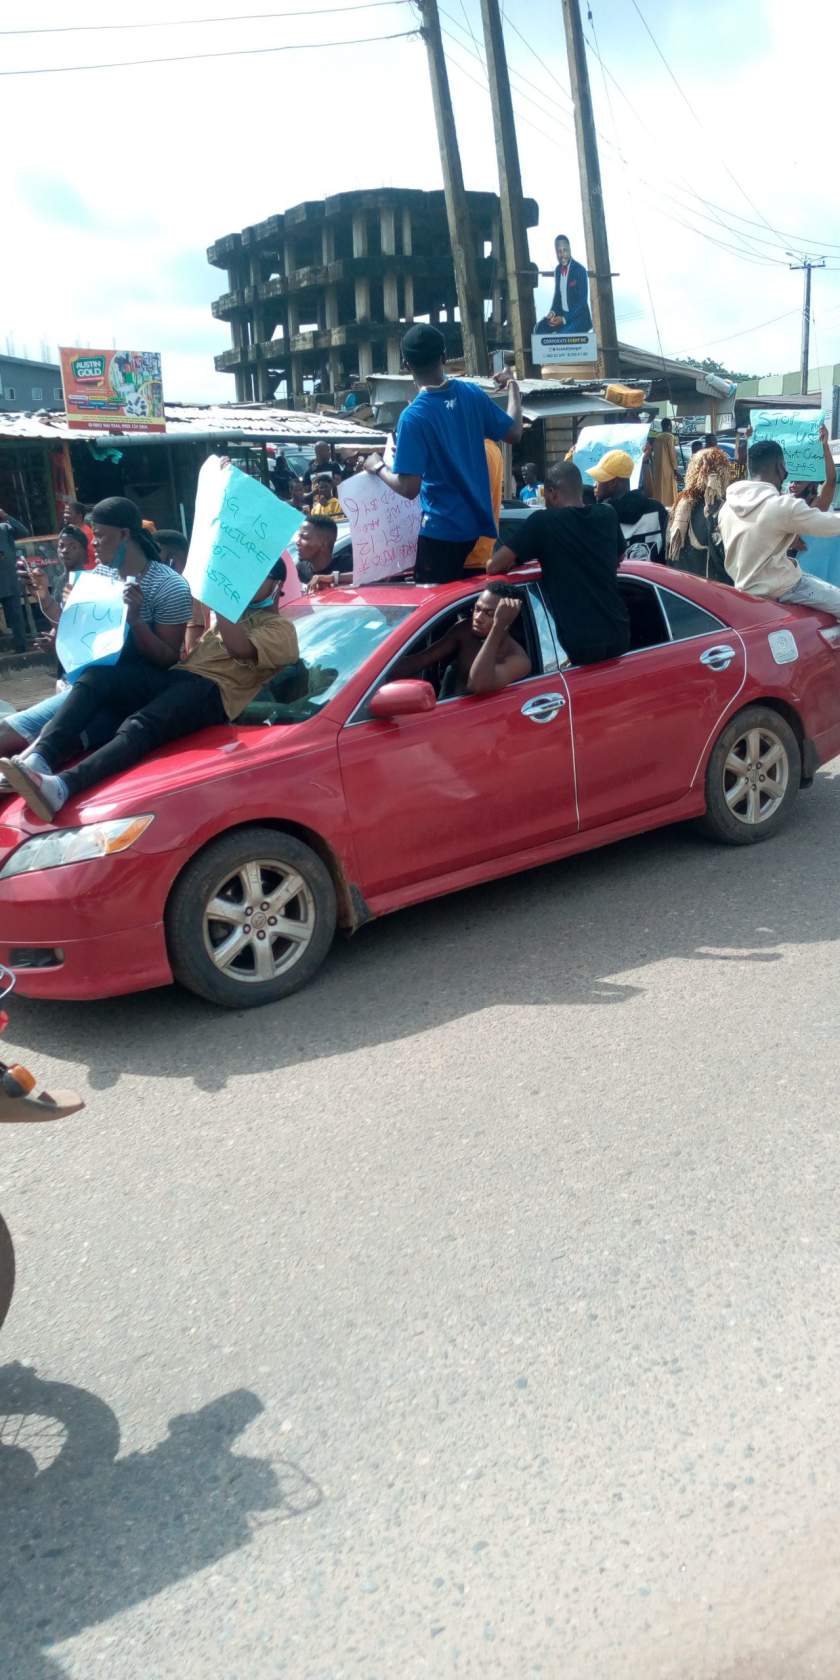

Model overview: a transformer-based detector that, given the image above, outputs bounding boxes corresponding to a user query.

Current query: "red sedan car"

[3,561,840,1008]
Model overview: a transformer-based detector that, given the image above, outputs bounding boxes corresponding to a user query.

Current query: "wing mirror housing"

[368,680,437,720]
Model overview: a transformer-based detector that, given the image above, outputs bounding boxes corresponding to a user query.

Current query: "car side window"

[657,587,725,641]
[356,591,544,718]
[527,584,561,674]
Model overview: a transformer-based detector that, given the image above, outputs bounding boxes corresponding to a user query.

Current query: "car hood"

[0,719,330,844]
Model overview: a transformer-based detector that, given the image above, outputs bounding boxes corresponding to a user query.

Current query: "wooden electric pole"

[479,0,536,374]
[417,0,488,375]
[789,255,824,394]
[561,0,620,378]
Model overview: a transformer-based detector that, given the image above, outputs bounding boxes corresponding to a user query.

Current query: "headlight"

[0,815,155,880]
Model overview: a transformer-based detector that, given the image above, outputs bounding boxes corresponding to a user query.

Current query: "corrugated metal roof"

[0,402,386,446]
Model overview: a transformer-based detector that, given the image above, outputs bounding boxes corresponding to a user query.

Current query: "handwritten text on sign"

[55,570,129,682]
[184,457,304,622]
[751,408,827,483]
[572,422,651,491]
[339,471,422,584]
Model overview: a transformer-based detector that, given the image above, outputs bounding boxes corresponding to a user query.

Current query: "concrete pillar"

[380,206,396,255]
[354,275,371,321]
[403,274,415,320]
[288,353,304,397]
[358,340,373,379]
[386,336,401,374]
[325,285,339,329]
[287,295,300,336]
[383,270,399,322]
[491,210,503,325]
[322,223,335,264]
[234,369,248,402]
[401,206,413,255]
[283,236,296,278]
[329,348,343,391]
[352,210,368,257]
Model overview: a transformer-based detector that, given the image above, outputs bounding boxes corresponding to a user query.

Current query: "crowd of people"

[3,318,840,824]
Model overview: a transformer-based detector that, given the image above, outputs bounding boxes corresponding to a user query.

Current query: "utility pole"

[561,0,620,378]
[417,0,488,375]
[789,255,825,394]
[479,0,536,374]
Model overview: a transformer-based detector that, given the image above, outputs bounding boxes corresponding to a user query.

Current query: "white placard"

[532,330,598,366]
[338,471,422,584]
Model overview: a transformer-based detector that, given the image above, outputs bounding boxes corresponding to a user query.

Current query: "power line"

[628,0,790,250]
[442,8,798,273]
[0,1,408,34]
[0,26,417,75]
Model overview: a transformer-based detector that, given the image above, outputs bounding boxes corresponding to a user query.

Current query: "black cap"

[90,495,143,533]
[401,323,447,367]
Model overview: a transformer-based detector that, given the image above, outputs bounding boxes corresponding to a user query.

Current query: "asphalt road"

[3,765,840,1679]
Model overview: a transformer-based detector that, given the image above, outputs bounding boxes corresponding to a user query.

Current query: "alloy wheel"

[203,857,316,984]
[722,725,789,827]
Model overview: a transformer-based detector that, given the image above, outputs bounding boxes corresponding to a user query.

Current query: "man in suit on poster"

[536,234,593,334]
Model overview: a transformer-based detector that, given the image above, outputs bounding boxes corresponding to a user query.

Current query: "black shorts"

[415,535,477,584]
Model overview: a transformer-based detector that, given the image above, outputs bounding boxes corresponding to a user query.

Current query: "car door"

[338,585,578,901]
[567,577,747,830]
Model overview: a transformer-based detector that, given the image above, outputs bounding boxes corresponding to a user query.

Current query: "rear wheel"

[166,827,337,1008]
[699,705,801,845]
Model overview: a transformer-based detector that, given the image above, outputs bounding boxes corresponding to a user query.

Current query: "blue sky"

[5,0,840,399]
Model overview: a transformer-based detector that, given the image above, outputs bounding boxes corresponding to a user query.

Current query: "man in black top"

[586,447,668,561]
[303,440,343,490]
[487,461,630,665]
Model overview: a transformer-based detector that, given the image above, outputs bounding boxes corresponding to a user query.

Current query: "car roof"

[316,561,791,629]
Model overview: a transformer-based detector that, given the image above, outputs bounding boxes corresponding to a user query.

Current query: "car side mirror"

[368,680,437,720]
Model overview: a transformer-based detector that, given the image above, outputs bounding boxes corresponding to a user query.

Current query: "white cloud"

[4,0,840,397]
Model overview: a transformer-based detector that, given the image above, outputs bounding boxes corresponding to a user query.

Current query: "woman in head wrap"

[88,496,191,667]
[667,447,736,584]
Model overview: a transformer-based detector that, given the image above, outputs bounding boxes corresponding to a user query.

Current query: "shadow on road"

[7,772,840,1091]
[0,1363,321,1678]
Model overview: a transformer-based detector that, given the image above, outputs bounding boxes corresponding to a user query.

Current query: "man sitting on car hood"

[0,559,299,823]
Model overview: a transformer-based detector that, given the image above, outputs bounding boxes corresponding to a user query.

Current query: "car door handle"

[521,692,566,723]
[699,644,737,672]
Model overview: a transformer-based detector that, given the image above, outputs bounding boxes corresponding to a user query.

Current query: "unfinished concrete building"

[209,187,539,403]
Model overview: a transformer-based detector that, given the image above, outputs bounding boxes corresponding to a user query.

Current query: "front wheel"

[0,1214,15,1333]
[166,827,337,1008]
[698,705,801,845]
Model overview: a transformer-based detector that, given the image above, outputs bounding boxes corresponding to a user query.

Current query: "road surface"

[2,765,840,1678]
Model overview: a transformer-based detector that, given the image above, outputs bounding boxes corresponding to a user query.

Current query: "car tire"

[698,705,801,846]
[166,826,337,1008]
[0,1213,14,1333]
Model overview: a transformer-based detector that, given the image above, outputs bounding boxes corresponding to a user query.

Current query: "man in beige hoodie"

[720,437,840,616]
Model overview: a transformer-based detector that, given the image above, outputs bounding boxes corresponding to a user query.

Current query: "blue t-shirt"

[392,379,514,541]
[519,485,538,503]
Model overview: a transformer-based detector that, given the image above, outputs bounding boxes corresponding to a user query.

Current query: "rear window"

[659,587,724,641]
[242,600,413,726]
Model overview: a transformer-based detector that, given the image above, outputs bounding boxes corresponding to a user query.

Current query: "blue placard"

[751,408,827,483]
[184,459,304,622]
[55,570,129,682]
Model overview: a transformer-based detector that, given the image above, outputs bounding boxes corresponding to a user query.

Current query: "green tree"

[675,354,762,383]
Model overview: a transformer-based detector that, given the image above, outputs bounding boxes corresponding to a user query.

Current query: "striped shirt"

[93,559,191,626]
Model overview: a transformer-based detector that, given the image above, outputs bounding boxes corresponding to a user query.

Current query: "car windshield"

[242,599,413,726]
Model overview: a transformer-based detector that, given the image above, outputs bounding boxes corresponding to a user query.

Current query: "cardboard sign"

[532,329,598,366]
[572,422,651,491]
[751,408,827,482]
[59,347,165,432]
[184,458,303,622]
[55,570,129,682]
[338,471,422,583]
